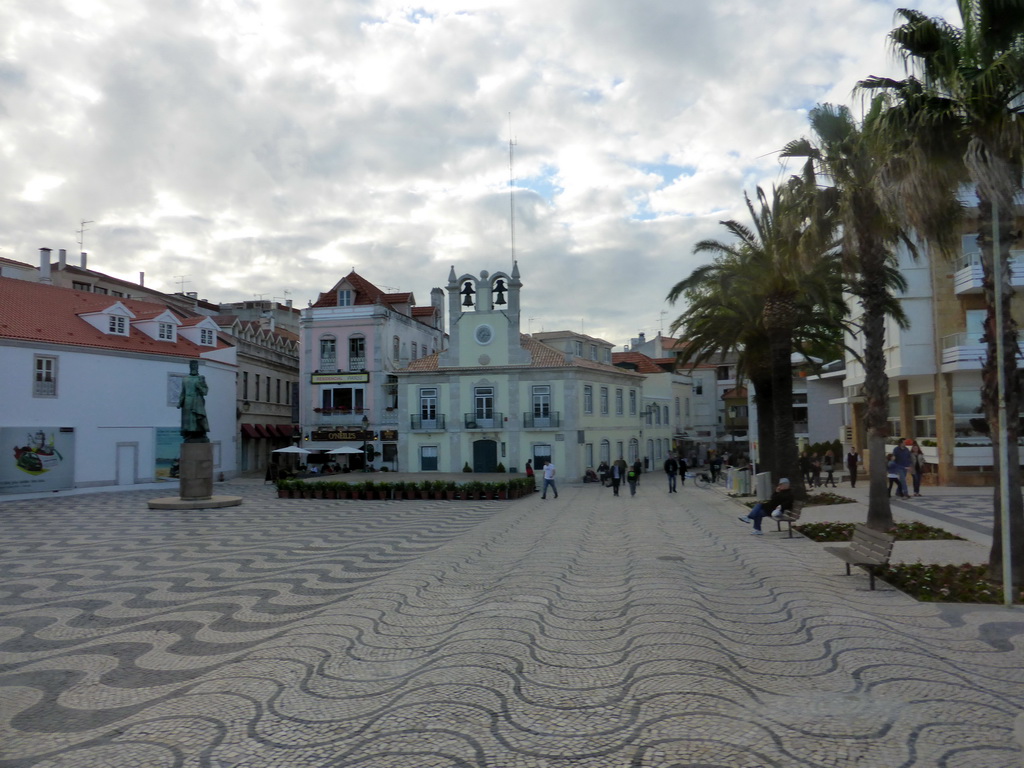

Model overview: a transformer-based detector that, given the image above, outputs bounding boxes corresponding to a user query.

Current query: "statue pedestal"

[179,442,214,500]
[148,442,242,510]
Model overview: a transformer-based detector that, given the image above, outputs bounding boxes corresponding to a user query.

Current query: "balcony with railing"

[348,356,366,371]
[319,356,337,372]
[464,412,504,430]
[941,332,987,369]
[410,414,447,431]
[523,411,561,429]
[953,249,1024,294]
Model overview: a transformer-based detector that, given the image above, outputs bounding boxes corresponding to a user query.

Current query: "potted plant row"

[275,478,535,501]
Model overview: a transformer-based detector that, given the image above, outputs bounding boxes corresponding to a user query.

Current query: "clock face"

[474,324,494,345]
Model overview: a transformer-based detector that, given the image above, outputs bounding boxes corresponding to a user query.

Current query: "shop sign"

[310,372,369,384]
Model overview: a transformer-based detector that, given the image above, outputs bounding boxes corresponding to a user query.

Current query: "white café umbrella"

[272,446,311,454]
[327,446,364,455]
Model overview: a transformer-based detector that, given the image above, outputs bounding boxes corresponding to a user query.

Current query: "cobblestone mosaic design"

[1,482,1022,767]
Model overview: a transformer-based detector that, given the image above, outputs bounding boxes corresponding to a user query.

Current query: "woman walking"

[822,450,838,488]
[910,442,925,497]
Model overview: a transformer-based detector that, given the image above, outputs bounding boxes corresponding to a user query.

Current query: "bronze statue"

[178,360,210,442]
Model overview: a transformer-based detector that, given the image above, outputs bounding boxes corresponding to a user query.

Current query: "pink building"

[298,270,445,469]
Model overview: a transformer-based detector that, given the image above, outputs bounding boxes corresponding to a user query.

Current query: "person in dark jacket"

[737,478,794,535]
[664,454,679,493]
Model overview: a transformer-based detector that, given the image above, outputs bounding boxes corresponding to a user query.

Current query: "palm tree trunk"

[750,371,775,475]
[768,328,802,498]
[859,250,896,530]
[978,197,1024,589]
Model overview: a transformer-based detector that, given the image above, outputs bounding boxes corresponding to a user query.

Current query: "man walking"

[541,460,558,499]
[892,439,913,498]
[664,453,679,493]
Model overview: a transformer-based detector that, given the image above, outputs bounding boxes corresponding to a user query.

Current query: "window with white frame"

[34,355,57,397]
[420,388,438,422]
[663,405,669,424]
[474,386,495,420]
[693,378,703,395]
[420,445,438,471]
[338,289,353,306]
[108,315,127,335]
[600,387,609,415]
[319,336,337,370]
[532,385,551,418]
[574,340,583,356]
[348,335,366,371]
[322,387,364,412]
[585,443,594,468]
[200,328,214,345]
[158,322,175,340]
[590,344,597,361]
[600,439,610,464]
[583,385,593,414]
[393,336,400,360]
[615,388,623,415]
[629,389,636,415]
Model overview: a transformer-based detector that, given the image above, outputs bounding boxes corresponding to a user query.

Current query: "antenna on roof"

[174,275,191,293]
[508,113,517,266]
[77,220,94,250]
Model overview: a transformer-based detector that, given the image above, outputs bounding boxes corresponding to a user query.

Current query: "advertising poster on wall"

[0,427,75,495]
[155,428,183,481]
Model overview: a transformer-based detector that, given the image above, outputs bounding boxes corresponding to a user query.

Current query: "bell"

[494,292,507,305]
[462,293,475,307]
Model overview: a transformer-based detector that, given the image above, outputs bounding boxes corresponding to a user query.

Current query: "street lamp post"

[361,414,370,472]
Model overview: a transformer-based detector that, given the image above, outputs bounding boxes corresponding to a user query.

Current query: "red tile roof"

[312,271,412,308]
[404,334,644,377]
[612,351,676,374]
[0,278,233,358]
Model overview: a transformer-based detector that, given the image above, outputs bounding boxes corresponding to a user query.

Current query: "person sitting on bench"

[738,478,794,535]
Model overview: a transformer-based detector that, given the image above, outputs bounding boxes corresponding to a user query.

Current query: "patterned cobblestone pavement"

[1,479,1022,767]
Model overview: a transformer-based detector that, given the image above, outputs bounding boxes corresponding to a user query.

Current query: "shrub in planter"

[495,462,506,473]
[444,481,458,500]
[276,479,298,498]
[463,462,473,472]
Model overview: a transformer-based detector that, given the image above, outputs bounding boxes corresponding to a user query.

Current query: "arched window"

[319,335,337,371]
[411,342,417,359]
[600,439,611,464]
[393,336,400,361]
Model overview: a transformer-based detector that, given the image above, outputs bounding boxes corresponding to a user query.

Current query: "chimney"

[139,272,145,286]
[285,299,293,308]
[39,248,52,283]
[80,251,87,269]
[58,249,67,269]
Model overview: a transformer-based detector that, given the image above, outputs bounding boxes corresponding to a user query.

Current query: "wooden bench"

[823,524,896,590]
[773,500,806,538]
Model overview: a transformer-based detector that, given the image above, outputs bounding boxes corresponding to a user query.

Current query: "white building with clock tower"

[397,263,646,476]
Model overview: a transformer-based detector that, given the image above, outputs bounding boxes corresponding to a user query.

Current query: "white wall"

[0,344,237,488]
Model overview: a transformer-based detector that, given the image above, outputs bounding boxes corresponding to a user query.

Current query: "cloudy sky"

[2,0,957,347]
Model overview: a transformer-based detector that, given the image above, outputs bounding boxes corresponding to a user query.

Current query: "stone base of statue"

[148,442,242,510]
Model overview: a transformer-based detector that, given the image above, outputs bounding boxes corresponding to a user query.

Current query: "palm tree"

[669,180,842,492]
[666,253,778,474]
[861,0,1024,585]
[782,102,912,531]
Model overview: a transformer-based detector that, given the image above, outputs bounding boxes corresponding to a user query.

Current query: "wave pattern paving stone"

[0,480,1022,767]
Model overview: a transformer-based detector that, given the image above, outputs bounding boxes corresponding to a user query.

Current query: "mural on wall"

[0,427,75,495]
[155,427,184,481]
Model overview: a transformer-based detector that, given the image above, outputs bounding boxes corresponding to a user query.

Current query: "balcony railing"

[319,356,337,371]
[523,411,561,428]
[348,356,366,371]
[464,412,503,430]
[411,415,446,430]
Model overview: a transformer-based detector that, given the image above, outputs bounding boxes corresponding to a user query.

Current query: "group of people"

[886,439,926,497]
[594,458,646,496]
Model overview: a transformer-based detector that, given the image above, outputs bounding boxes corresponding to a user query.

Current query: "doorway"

[473,439,498,473]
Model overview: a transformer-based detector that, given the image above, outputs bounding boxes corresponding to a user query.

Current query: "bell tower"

[439,261,528,368]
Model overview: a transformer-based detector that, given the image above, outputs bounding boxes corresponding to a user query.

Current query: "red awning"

[241,424,260,439]
[254,424,271,438]
[274,424,295,438]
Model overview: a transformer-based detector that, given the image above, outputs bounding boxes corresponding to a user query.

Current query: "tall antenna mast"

[77,220,94,251]
[508,113,517,265]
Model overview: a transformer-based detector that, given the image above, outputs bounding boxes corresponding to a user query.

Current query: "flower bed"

[795,521,964,542]
[872,563,1022,604]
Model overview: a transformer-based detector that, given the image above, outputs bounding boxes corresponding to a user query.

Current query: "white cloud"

[0,0,961,345]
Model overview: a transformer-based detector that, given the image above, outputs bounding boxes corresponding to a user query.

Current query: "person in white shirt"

[541,460,558,499]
